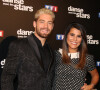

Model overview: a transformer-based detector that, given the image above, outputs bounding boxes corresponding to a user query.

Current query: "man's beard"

[36,28,51,38]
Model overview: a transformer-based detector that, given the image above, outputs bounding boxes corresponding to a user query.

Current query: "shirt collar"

[58,48,79,59]
[32,33,48,47]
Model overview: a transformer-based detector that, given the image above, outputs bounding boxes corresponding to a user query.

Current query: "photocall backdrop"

[0,0,100,89]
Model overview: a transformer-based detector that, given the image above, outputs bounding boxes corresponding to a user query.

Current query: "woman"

[53,23,99,90]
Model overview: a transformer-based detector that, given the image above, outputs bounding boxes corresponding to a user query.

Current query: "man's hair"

[34,8,55,21]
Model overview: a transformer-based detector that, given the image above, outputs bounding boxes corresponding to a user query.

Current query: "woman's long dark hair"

[62,22,87,69]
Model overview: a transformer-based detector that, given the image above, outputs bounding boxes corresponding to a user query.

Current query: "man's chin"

[41,35,48,38]
[38,32,51,38]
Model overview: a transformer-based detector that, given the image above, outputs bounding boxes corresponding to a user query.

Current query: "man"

[1,8,55,90]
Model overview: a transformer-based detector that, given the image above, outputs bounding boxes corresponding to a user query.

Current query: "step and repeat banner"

[0,0,100,89]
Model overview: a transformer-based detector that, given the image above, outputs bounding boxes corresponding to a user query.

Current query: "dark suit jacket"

[1,34,55,90]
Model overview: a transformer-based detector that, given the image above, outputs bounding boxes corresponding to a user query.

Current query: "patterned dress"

[52,50,96,90]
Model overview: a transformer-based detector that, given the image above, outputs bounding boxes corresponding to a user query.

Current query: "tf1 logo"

[98,12,100,18]
[45,5,58,12]
[0,30,4,37]
[56,34,64,40]
[96,61,100,66]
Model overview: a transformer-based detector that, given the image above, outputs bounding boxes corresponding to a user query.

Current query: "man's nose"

[44,23,48,28]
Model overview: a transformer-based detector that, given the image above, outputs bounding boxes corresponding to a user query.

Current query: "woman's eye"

[77,35,82,38]
[70,33,74,36]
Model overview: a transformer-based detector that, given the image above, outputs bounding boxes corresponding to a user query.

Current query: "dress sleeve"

[86,55,96,71]
[1,40,20,90]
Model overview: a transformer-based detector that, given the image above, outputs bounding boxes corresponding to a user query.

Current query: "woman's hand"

[81,83,94,90]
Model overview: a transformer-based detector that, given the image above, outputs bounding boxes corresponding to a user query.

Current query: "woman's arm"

[88,69,99,88]
[81,68,99,90]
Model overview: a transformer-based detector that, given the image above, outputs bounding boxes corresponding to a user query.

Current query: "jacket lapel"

[27,34,44,71]
[47,45,54,72]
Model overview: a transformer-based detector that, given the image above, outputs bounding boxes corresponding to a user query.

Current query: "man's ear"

[33,21,36,28]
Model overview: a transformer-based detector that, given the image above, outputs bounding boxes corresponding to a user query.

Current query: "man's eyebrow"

[39,19,44,21]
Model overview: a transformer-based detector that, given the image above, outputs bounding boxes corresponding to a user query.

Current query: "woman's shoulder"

[54,49,62,62]
[86,54,96,71]
[54,48,62,56]
[86,54,94,60]
[86,54,95,64]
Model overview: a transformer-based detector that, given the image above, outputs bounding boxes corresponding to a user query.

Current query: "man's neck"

[34,33,46,46]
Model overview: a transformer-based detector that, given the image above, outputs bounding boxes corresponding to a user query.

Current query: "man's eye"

[48,22,53,24]
[40,21,44,23]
